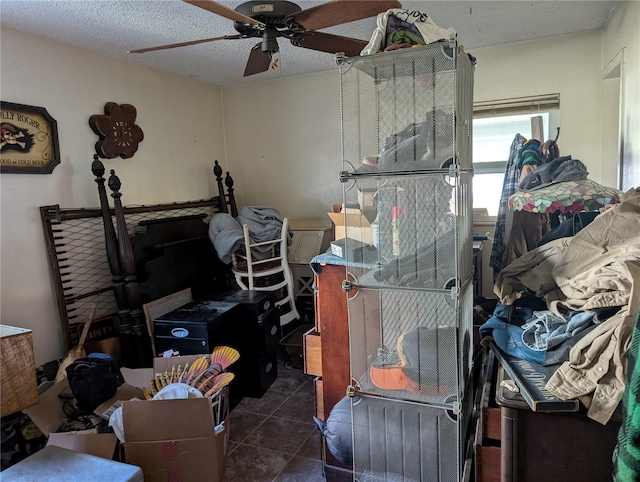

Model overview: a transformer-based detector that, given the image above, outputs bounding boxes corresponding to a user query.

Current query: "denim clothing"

[479,303,545,365]
[521,310,595,351]
[544,323,599,370]
[543,308,621,370]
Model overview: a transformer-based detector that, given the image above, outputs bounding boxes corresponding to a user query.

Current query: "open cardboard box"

[119,354,230,482]
[327,203,372,245]
[25,353,229,482]
[23,377,141,460]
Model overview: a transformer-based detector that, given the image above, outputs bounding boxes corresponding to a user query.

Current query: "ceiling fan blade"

[295,32,368,57]
[244,43,272,77]
[129,34,242,54]
[290,0,401,31]
[183,0,264,26]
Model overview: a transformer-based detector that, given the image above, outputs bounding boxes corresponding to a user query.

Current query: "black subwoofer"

[212,290,280,398]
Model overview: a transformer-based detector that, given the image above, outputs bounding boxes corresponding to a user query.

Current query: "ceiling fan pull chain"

[269,53,279,72]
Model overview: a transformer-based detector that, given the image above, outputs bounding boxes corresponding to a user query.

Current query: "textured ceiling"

[1,0,618,87]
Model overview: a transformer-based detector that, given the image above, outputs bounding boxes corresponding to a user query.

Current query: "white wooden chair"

[231,217,300,326]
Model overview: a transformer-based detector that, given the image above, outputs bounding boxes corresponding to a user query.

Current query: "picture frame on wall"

[0,101,61,174]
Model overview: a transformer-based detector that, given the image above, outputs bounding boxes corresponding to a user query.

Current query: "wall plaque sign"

[0,101,61,174]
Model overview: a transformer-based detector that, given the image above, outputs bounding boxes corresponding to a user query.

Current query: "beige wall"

[602,0,640,190]
[221,73,343,217]
[1,28,226,365]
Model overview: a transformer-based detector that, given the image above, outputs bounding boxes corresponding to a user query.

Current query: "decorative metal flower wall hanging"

[89,102,144,159]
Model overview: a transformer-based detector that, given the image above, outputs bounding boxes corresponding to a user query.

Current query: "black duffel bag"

[65,353,124,413]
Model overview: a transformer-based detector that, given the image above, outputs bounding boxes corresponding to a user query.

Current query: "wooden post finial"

[108,169,122,198]
[91,155,105,178]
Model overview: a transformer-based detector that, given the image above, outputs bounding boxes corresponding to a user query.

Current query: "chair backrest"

[232,217,300,325]
[240,217,290,290]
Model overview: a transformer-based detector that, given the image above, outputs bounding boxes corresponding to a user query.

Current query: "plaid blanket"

[613,306,640,481]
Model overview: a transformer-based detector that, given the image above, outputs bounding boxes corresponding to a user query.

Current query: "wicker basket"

[1,325,39,417]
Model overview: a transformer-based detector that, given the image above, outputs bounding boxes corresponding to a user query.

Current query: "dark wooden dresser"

[474,347,622,482]
[303,263,354,480]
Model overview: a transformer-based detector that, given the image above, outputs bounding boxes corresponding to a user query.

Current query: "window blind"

[473,94,560,117]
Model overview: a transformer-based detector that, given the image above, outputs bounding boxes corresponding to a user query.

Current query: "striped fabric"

[489,133,526,280]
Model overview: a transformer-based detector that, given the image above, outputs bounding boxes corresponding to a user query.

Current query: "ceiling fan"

[129,0,401,77]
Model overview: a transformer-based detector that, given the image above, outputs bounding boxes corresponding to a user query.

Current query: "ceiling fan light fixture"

[261,29,279,53]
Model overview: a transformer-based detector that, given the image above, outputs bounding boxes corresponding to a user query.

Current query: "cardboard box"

[118,354,230,482]
[150,353,230,437]
[95,383,147,421]
[121,398,229,482]
[120,354,209,397]
[327,203,372,245]
[26,353,229,481]
[1,325,39,417]
[23,378,125,459]
[47,431,119,460]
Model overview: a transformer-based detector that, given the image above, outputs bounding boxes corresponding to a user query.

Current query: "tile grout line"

[231,413,270,445]
[239,391,296,416]
[269,432,314,482]
[227,368,317,482]
[230,388,299,445]
[264,413,317,427]
[269,372,317,482]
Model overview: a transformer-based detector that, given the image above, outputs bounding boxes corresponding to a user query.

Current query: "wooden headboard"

[40,159,238,361]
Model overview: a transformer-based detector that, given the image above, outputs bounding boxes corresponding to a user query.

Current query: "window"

[472,95,560,216]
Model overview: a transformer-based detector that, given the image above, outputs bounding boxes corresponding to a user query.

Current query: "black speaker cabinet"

[212,291,280,398]
[153,300,240,356]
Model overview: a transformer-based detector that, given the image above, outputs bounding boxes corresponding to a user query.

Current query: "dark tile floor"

[224,357,325,481]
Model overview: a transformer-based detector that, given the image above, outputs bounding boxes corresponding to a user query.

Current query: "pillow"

[313,395,355,465]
